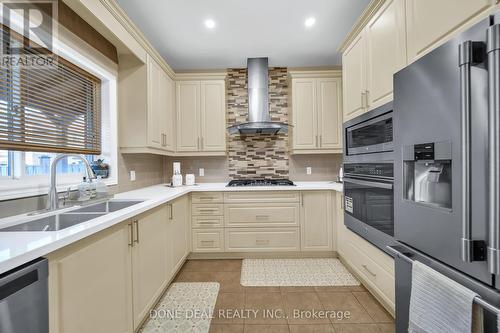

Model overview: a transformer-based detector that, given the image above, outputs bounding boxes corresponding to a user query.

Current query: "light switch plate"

[306,167,312,175]
[130,170,136,181]
[199,168,205,177]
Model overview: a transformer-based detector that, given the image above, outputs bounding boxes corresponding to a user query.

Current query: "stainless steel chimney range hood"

[227,58,290,135]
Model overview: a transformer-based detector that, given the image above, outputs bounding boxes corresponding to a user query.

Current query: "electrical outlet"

[306,167,312,175]
[130,170,136,181]
[199,168,205,177]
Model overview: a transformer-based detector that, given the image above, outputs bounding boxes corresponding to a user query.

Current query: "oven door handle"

[343,177,393,190]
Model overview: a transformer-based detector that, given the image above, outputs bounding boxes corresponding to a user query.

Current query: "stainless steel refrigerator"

[392,13,500,332]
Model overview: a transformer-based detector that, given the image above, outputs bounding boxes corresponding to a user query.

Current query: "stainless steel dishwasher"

[0,258,48,333]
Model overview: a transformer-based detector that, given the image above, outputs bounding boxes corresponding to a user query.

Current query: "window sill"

[0,178,118,201]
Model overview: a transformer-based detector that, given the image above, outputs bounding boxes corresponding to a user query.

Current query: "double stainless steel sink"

[0,200,144,232]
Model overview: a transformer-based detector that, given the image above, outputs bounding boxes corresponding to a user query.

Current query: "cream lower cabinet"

[335,193,395,315]
[176,77,226,155]
[191,192,225,253]
[300,191,333,251]
[48,222,133,333]
[131,205,170,330]
[49,199,189,333]
[289,71,343,153]
[406,0,494,63]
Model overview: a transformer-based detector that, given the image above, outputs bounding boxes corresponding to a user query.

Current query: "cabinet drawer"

[224,191,300,203]
[191,192,224,203]
[344,240,395,309]
[225,228,300,252]
[192,229,224,252]
[192,215,224,228]
[192,204,224,216]
[225,203,299,227]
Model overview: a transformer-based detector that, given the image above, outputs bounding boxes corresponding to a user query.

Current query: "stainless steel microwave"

[343,102,394,157]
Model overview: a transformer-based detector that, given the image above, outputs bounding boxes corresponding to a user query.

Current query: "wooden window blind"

[0,26,102,154]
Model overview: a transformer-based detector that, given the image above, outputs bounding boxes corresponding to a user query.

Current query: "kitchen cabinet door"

[162,71,175,151]
[48,223,133,333]
[176,81,201,151]
[317,78,342,149]
[200,80,226,151]
[169,195,190,275]
[292,78,317,149]
[342,32,367,122]
[147,56,163,149]
[406,0,492,63]
[300,191,333,251]
[131,205,170,330]
[365,0,406,110]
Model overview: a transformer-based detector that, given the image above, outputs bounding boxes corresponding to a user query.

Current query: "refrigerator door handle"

[459,40,487,263]
[487,25,500,274]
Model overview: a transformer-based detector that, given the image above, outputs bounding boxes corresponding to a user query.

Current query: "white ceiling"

[115,0,371,70]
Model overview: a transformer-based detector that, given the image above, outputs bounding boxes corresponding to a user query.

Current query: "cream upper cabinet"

[342,32,367,122]
[176,81,200,152]
[131,206,170,330]
[176,78,226,154]
[291,78,317,150]
[317,78,342,149]
[48,223,133,333]
[406,0,494,63]
[289,71,343,153]
[300,191,333,251]
[365,0,406,110]
[168,194,190,274]
[200,80,226,151]
[119,54,175,155]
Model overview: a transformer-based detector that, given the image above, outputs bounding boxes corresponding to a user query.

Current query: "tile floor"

[174,259,395,333]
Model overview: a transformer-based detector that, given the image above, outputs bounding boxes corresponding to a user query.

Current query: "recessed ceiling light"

[304,17,316,28]
[205,19,216,29]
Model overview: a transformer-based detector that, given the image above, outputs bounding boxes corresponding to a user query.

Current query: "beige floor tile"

[244,292,287,325]
[289,324,336,333]
[216,271,246,293]
[377,323,395,333]
[333,323,380,333]
[184,259,242,272]
[314,285,366,293]
[243,324,290,333]
[280,286,317,293]
[317,292,373,324]
[244,286,281,293]
[213,293,246,324]
[209,324,245,333]
[284,292,331,325]
[174,270,219,283]
[353,292,393,323]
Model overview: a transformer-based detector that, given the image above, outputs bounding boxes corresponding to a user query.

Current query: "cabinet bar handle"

[362,264,376,277]
[365,90,370,108]
[255,239,270,245]
[255,215,269,220]
[169,204,173,220]
[128,222,134,247]
[201,137,204,149]
[200,240,215,244]
[319,135,322,147]
[133,220,139,244]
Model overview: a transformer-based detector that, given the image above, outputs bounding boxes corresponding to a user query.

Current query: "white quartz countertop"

[0,181,342,274]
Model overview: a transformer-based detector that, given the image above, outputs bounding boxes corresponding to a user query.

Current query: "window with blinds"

[0,26,102,154]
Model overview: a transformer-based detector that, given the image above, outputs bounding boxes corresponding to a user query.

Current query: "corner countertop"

[0,181,343,274]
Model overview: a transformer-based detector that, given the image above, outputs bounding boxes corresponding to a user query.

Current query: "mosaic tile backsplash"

[226,67,289,179]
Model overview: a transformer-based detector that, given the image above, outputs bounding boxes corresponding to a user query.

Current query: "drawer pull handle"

[255,239,270,245]
[255,215,269,220]
[199,197,216,200]
[200,240,215,247]
[362,264,377,277]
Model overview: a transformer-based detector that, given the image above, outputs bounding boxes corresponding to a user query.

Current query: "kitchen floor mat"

[241,258,360,286]
[140,282,219,333]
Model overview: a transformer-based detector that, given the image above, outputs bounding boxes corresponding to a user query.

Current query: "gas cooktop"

[227,179,295,187]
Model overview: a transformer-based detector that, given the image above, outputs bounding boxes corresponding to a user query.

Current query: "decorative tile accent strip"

[140,282,219,333]
[241,258,360,287]
[226,67,289,179]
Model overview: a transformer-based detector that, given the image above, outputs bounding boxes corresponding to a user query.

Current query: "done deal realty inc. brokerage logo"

[0,0,58,69]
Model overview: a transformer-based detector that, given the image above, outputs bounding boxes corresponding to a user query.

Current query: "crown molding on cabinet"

[99,0,176,79]
[288,69,342,79]
[337,0,386,53]
[175,72,228,81]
